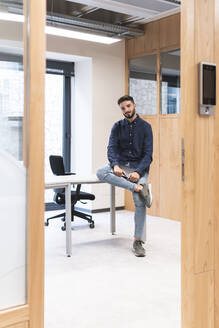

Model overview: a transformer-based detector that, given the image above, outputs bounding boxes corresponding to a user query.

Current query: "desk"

[45,174,116,257]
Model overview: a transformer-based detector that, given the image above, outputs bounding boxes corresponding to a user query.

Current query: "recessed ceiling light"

[45,26,120,44]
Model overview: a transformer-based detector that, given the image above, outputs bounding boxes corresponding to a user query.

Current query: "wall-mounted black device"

[199,62,216,115]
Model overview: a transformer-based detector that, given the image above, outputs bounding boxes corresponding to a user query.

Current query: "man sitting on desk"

[96,95,153,257]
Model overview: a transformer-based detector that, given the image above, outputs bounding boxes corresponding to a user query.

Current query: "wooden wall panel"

[127,14,179,59]
[193,0,214,275]
[127,38,135,58]
[144,21,159,53]
[159,117,181,220]
[6,322,28,328]
[215,0,219,326]
[181,0,215,327]
[0,307,29,328]
[194,272,214,328]
[159,14,180,50]
[133,36,145,56]
[26,0,45,327]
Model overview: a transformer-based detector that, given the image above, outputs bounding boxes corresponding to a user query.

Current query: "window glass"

[0,61,23,159]
[160,50,180,114]
[0,1,27,310]
[44,74,63,202]
[129,54,157,115]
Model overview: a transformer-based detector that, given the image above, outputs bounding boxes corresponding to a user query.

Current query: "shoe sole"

[132,249,146,257]
[139,183,152,208]
[146,183,152,208]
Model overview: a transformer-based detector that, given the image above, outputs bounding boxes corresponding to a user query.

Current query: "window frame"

[0,54,74,170]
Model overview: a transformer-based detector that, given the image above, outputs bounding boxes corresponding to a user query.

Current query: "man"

[96,95,153,257]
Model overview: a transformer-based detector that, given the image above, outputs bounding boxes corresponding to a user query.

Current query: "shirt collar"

[124,113,140,125]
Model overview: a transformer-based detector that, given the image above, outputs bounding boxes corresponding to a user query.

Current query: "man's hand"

[128,171,140,183]
[113,165,126,177]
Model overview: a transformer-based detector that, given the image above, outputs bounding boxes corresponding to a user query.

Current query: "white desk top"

[45,174,102,189]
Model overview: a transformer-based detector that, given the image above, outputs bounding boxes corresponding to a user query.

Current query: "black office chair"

[45,155,95,230]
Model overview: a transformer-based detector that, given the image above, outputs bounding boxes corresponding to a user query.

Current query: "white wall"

[0,20,125,210]
[74,60,92,175]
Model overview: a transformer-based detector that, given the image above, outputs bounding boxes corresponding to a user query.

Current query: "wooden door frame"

[0,1,45,327]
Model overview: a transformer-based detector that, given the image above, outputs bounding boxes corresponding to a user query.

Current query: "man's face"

[120,100,136,119]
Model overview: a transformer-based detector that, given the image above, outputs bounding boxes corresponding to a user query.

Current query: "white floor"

[45,210,181,328]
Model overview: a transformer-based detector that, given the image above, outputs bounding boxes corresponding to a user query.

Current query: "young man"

[96,95,153,257]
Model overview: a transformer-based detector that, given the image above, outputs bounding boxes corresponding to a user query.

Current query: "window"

[44,60,74,202]
[160,50,180,114]
[129,54,157,115]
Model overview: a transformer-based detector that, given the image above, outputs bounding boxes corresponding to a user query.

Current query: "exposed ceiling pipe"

[46,12,144,38]
[1,1,144,38]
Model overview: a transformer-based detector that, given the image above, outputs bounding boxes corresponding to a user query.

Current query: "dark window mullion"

[63,76,71,172]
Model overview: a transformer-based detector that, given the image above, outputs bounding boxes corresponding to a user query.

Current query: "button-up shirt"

[107,114,153,176]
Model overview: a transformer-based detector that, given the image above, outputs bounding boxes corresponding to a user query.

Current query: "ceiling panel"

[66,0,180,19]
[112,0,179,12]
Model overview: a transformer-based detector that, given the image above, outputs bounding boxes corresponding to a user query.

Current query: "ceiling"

[1,0,181,40]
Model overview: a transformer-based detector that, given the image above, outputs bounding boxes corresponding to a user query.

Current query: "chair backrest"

[49,155,65,176]
[49,155,65,194]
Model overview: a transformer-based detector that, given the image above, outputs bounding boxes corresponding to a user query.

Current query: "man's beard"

[123,108,136,119]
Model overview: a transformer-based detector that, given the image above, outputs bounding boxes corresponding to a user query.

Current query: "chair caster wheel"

[90,222,95,229]
[61,226,66,231]
[45,222,49,226]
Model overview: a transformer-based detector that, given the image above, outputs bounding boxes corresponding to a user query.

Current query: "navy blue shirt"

[107,114,153,176]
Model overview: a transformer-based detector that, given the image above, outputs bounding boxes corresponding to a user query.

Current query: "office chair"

[45,155,95,230]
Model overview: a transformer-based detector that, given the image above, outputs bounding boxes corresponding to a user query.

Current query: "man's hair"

[117,95,135,105]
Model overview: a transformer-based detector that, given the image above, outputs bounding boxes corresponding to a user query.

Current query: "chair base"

[45,208,95,230]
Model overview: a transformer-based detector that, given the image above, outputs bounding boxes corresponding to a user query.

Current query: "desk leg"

[65,183,72,257]
[110,185,116,234]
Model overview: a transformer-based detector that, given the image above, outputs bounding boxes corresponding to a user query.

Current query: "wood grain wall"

[181,0,216,327]
[125,13,181,220]
[127,14,180,59]
[215,1,219,326]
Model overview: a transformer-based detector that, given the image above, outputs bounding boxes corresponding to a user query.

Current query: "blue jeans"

[96,164,148,239]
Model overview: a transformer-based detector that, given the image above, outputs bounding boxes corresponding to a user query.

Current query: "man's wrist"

[134,170,141,177]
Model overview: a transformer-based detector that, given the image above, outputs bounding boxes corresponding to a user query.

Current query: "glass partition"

[0,1,27,309]
[160,49,180,114]
[129,54,157,115]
